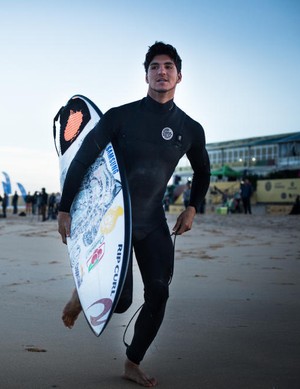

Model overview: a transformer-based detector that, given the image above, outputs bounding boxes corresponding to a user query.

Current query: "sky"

[0,0,299,194]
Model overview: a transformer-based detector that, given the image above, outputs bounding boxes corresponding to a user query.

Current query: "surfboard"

[53,95,132,336]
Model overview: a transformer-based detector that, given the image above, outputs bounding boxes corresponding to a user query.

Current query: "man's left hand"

[172,206,196,235]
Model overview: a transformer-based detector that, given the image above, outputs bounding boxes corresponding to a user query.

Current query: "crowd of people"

[0,188,61,221]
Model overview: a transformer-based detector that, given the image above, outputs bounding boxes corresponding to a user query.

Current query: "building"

[175,131,300,181]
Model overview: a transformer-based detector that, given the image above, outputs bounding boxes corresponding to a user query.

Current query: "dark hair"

[143,41,182,73]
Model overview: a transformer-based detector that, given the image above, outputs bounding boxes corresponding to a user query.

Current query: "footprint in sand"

[25,346,47,352]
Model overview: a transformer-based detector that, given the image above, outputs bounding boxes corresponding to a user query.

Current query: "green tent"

[211,165,242,177]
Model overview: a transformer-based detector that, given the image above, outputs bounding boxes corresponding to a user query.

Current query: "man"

[58,42,210,387]
[40,188,48,221]
[1,192,8,218]
[12,191,19,214]
[240,178,253,214]
[182,180,191,209]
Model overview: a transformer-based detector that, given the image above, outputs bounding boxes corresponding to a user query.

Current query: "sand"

[0,209,299,389]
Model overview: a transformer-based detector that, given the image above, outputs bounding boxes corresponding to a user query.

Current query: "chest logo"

[161,127,173,141]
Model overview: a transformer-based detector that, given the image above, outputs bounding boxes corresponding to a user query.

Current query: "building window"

[267,147,272,157]
[218,151,222,163]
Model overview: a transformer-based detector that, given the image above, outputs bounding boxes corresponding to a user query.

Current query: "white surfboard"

[53,95,131,336]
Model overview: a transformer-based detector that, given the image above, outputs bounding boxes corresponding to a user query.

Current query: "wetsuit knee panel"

[144,279,169,314]
[114,293,132,313]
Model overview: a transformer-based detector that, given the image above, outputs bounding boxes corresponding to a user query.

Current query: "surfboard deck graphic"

[53,95,131,336]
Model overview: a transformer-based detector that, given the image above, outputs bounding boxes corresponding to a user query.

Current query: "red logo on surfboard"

[86,243,105,272]
[64,109,83,142]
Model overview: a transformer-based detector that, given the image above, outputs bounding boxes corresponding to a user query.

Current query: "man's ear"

[177,72,182,84]
[145,74,149,84]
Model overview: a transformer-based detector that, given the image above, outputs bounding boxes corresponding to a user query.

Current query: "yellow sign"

[256,178,300,203]
[208,182,241,204]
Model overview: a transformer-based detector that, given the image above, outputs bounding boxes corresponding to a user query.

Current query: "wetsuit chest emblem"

[161,127,173,140]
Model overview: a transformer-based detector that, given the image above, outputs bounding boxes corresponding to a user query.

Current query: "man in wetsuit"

[58,41,210,387]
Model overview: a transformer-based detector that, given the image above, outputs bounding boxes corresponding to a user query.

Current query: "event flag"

[2,171,12,194]
[17,182,27,201]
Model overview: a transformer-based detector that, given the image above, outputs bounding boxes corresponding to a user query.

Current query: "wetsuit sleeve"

[186,125,211,212]
[59,110,115,212]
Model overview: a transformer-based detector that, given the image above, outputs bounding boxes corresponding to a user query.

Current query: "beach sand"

[0,209,299,389]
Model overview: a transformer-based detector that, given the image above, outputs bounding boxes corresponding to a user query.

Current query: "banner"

[208,181,241,205]
[2,171,12,194]
[17,182,27,201]
[256,178,300,203]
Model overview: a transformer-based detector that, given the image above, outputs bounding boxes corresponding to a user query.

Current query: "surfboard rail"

[54,95,132,336]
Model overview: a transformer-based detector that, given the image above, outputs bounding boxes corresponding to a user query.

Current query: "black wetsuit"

[59,95,210,364]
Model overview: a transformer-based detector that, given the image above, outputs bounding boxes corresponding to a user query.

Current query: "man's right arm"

[57,109,116,243]
[58,211,71,244]
[57,154,92,244]
[59,108,118,213]
[58,158,91,213]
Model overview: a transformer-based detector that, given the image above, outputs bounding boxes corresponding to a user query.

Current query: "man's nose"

[158,65,166,74]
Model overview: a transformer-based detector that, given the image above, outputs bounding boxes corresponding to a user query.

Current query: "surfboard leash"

[168,230,177,286]
[122,232,177,348]
[122,304,143,348]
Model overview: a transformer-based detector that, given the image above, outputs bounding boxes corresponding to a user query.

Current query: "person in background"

[12,191,19,214]
[25,192,32,215]
[289,195,300,215]
[48,193,57,220]
[40,188,48,221]
[183,181,192,209]
[1,193,8,218]
[240,178,253,214]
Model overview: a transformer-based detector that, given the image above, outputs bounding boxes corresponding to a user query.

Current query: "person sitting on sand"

[289,195,300,215]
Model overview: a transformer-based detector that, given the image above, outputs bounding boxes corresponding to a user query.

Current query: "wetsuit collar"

[144,95,174,113]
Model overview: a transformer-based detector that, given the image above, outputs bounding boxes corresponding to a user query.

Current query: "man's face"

[146,54,182,95]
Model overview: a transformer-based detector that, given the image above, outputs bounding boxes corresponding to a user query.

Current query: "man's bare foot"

[62,289,82,328]
[123,359,158,387]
